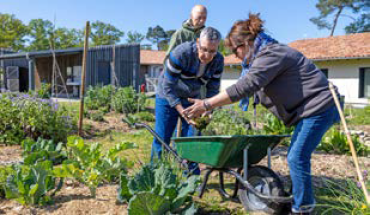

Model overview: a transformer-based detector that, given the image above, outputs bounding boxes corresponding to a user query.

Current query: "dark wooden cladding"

[0,44,140,95]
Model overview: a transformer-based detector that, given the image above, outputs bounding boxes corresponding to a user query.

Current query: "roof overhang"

[311,56,370,62]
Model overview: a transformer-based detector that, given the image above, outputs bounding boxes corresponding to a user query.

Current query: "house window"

[67,66,82,83]
[359,68,370,98]
[320,68,328,78]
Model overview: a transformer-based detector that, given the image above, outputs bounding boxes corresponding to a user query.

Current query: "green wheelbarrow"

[134,123,292,214]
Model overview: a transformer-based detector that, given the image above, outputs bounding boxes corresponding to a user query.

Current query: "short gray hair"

[200,27,221,44]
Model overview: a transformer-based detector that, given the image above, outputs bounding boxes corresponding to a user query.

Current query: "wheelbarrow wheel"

[238,166,285,215]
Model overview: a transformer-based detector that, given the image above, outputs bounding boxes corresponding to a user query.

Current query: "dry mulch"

[1,115,369,214]
[0,145,22,166]
[0,185,127,215]
[1,144,369,215]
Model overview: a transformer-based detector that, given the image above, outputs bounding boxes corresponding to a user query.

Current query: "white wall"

[221,59,370,105]
[315,59,370,105]
[221,66,241,90]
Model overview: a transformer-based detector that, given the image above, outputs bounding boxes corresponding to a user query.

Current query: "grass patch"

[84,129,154,173]
[315,178,370,214]
[345,105,370,125]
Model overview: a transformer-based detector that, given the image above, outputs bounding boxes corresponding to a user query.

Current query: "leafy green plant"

[112,86,147,114]
[261,113,293,145]
[318,127,370,156]
[262,113,294,135]
[84,84,115,113]
[4,161,63,205]
[0,166,14,198]
[203,108,252,135]
[85,110,105,122]
[53,136,135,197]
[194,115,211,131]
[118,163,199,215]
[37,83,51,99]
[21,138,67,165]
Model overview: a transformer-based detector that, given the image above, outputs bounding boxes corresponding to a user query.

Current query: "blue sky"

[1,0,354,45]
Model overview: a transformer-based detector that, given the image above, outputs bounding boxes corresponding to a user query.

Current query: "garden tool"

[329,82,370,204]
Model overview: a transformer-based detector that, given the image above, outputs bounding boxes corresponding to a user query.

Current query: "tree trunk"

[331,6,343,36]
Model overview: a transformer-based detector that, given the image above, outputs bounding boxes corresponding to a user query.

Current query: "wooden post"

[329,82,370,204]
[78,21,90,136]
[176,118,182,137]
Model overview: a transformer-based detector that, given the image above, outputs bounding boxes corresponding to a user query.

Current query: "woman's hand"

[182,98,207,119]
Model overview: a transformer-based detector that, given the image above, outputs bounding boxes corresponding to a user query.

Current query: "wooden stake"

[78,21,90,136]
[176,117,182,137]
[329,82,370,204]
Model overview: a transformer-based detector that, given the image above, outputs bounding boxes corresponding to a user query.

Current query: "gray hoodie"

[226,43,338,127]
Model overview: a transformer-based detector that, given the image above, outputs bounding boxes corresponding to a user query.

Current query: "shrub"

[0,93,76,145]
[85,85,115,113]
[37,83,51,99]
[112,86,146,114]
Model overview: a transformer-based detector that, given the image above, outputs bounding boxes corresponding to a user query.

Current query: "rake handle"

[328,82,370,204]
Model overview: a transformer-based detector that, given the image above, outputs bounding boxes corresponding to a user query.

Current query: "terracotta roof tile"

[288,32,370,60]
[142,33,370,66]
[224,54,242,65]
[223,32,370,65]
[140,50,166,65]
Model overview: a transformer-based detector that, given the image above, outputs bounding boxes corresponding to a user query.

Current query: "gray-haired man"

[152,27,224,175]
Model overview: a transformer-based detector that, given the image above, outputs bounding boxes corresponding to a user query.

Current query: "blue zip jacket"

[157,41,224,107]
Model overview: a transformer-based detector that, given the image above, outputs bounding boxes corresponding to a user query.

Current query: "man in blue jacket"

[152,27,224,175]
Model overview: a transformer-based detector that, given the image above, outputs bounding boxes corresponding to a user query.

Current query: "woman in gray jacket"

[183,13,341,215]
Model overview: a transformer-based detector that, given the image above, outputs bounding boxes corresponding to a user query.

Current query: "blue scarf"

[239,32,277,111]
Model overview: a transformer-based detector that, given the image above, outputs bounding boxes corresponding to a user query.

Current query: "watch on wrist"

[203,99,212,111]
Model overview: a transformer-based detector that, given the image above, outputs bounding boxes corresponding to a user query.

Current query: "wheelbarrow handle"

[133,123,186,166]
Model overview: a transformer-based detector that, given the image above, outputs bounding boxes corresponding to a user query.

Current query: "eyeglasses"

[199,46,217,55]
[198,41,217,55]
[231,43,245,55]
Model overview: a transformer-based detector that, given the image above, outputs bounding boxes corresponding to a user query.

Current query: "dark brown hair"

[225,13,264,48]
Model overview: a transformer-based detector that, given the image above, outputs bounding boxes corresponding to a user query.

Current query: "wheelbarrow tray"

[172,135,289,168]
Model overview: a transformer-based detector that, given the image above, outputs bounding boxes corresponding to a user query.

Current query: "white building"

[140,33,370,106]
[223,32,370,106]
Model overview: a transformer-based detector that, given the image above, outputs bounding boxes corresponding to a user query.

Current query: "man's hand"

[182,98,207,119]
[175,104,196,125]
[175,104,184,115]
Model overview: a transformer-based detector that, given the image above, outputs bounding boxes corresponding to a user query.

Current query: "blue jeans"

[151,96,200,175]
[288,104,341,213]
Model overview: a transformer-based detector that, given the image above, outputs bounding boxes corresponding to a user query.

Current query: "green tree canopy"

[0,13,28,51]
[146,26,175,51]
[90,21,124,46]
[27,19,54,51]
[310,0,368,36]
[54,28,83,49]
[345,13,370,33]
[126,31,145,44]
